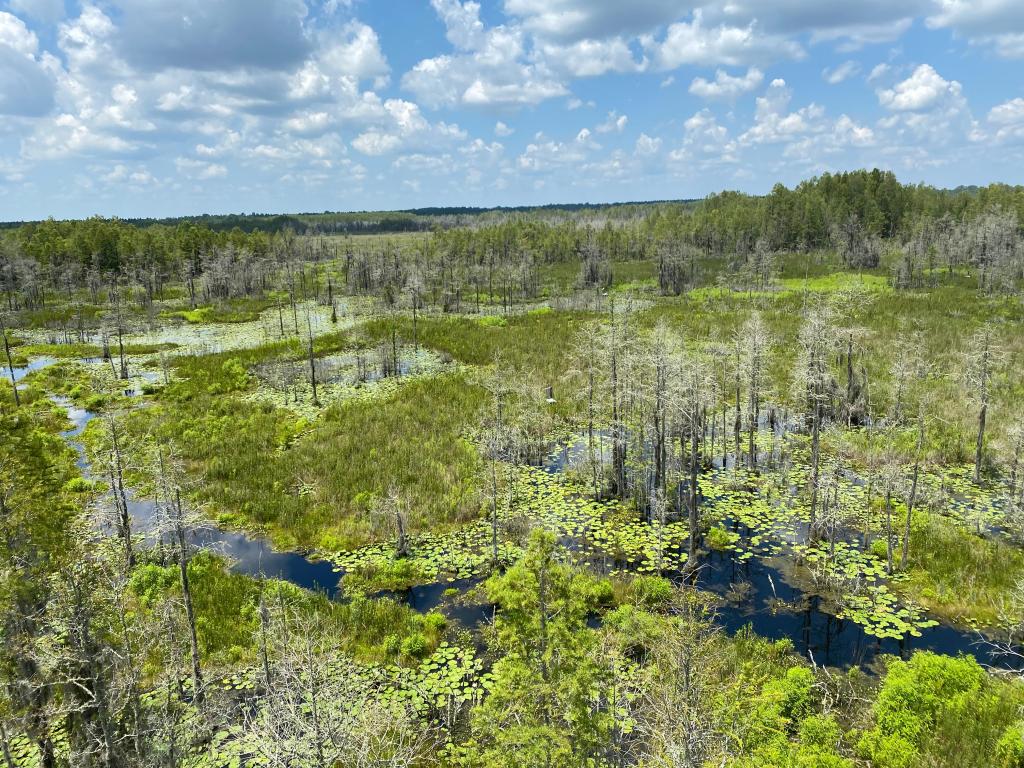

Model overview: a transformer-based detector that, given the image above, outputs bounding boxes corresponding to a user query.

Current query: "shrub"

[628,575,675,608]
[707,526,740,551]
[996,723,1024,768]
[400,632,428,659]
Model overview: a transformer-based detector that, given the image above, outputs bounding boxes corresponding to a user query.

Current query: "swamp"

[4,171,1024,766]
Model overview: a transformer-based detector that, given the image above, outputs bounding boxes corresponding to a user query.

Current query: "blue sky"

[2,0,1024,219]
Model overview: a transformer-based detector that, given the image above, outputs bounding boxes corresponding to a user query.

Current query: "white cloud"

[535,36,644,77]
[351,98,466,156]
[669,108,736,166]
[495,121,513,136]
[0,10,38,55]
[596,111,628,133]
[833,114,875,146]
[403,13,567,108]
[988,97,1024,142]
[649,11,804,70]
[874,65,975,148]
[517,127,597,172]
[0,11,55,115]
[315,22,390,87]
[175,157,227,179]
[283,111,332,135]
[431,0,486,49]
[989,97,1024,125]
[926,0,1024,58]
[738,78,826,145]
[22,112,137,159]
[822,60,860,85]
[634,133,662,156]
[868,62,890,82]
[689,67,763,99]
[877,64,961,111]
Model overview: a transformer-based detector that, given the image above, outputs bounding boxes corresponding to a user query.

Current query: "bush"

[628,575,674,608]
[400,632,428,659]
[707,526,740,551]
[476,315,507,328]
[996,723,1024,768]
[856,652,1018,768]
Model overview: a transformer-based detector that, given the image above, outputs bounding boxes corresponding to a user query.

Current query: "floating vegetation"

[246,346,450,418]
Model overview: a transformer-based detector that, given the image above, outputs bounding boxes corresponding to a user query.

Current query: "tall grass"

[903,514,1024,625]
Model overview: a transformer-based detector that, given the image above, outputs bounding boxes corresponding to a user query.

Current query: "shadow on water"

[539,428,1020,671]
[694,547,1006,671]
[374,578,495,633]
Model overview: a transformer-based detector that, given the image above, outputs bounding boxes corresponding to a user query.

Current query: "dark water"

[695,548,1005,670]
[399,578,494,629]
[540,429,1016,670]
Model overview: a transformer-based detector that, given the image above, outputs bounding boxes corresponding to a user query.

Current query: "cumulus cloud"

[634,133,662,156]
[989,97,1024,125]
[689,67,763,99]
[739,78,825,145]
[403,5,567,108]
[517,127,597,172]
[0,11,55,116]
[175,157,227,179]
[988,97,1024,142]
[535,37,644,77]
[877,64,961,111]
[649,11,804,70]
[874,64,975,148]
[351,99,466,156]
[1,0,1020,216]
[596,111,628,133]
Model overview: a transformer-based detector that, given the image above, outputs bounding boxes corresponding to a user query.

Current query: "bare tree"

[636,591,725,767]
[244,614,435,768]
[738,311,771,471]
[794,302,838,538]
[965,326,1001,484]
[0,312,18,408]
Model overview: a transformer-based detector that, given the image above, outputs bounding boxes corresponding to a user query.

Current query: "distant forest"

[2,170,1023,290]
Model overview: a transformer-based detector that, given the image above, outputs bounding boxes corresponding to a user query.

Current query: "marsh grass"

[902,514,1024,625]
[129,550,441,666]
[131,363,486,551]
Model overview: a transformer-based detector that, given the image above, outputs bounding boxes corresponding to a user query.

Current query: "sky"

[1,1,1024,220]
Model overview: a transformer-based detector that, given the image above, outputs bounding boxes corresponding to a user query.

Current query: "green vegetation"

[4,170,1024,766]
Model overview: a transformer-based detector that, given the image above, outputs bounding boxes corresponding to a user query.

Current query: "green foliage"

[626,575,675,609]
[902,515,1024,625]
[475,315,507,328]
[707,525,742,551]
[857,652,1024,768]
[996,723,1024,768]
[457,531,624,766]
